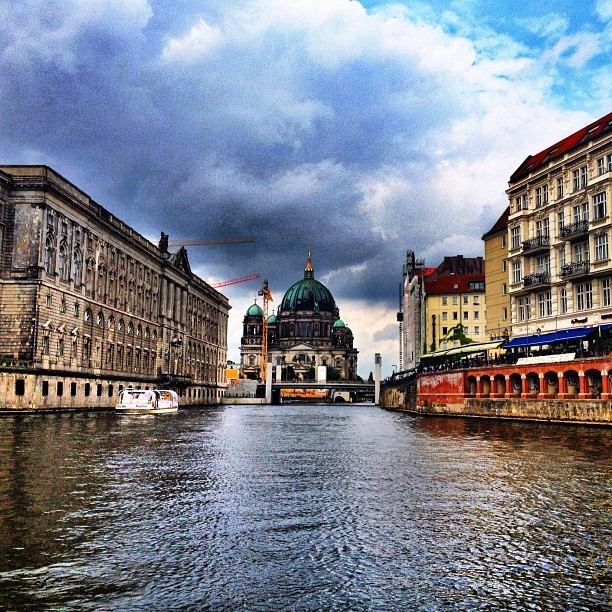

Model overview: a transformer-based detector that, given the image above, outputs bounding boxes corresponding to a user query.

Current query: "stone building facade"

[0,165,230,410]
[482,206,510,340]
[240,255,359,380]
[506,112,612,344]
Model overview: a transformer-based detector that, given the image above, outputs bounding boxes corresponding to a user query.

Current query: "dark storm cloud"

[0,0,606,372]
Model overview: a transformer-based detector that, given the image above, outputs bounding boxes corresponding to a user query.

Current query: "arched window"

[44,237,55,275]
[84,308,92,322]
[73,249,82,285]
[58,244,68,280]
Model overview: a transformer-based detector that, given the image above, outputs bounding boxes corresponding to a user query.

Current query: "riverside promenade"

[381,355,612,425]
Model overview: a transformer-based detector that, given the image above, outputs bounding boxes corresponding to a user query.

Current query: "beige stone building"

[0,165,230,410]
[506,112,612,349]
[482,206,511,340]
[423,256,487,353]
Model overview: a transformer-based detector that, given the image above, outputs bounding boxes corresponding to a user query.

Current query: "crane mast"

[257,279,273,381]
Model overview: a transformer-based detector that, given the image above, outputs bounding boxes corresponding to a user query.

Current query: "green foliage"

[443,323,474,346]
[326,366,343,381]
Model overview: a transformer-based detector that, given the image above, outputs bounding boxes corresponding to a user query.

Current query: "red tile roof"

[481,206,509,240]
[425,273,485,295]
[510,111,612,182]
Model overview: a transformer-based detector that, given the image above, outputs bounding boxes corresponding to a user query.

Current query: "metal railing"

[560,220,589,239]
[522,235,550,252]
[523,272,551,287]
[561,261,590,278]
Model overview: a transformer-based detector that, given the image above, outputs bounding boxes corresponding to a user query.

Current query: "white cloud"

[519,14,569,40]
[163,18,222,59]
[0,0,609,378]
[596,0,612,20]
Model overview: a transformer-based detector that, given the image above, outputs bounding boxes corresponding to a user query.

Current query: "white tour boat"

[116,388,179,414]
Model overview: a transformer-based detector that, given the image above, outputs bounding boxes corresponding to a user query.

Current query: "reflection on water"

[0,406,610,610]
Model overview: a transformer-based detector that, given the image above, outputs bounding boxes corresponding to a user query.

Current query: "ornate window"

[73,249,83,286]
[58,243,69,280]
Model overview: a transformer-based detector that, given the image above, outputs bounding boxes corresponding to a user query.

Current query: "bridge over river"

[269,381,376,403]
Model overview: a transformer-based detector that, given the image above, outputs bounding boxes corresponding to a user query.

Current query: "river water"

[0,404,610,610]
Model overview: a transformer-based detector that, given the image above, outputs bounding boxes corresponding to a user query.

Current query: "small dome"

[333,319,346,329]
[246,302,263,317]
[268,314,277,324]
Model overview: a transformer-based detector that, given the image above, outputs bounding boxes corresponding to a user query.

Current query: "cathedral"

[240,254,358,380]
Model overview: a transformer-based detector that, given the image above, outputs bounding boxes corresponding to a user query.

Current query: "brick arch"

[493,374,506,397]
[562,369,580,398]
[525,372,540,398]
[508,373,522,397]
[543,370,558,398]
[465,375,477,396]
[585,369,602,398]
[480,375,491,397]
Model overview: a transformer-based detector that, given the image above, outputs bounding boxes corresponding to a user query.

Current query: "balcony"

[522,235,550,254]
[560,220,589,240]
[561,261,590,280]
[523,272,551,288]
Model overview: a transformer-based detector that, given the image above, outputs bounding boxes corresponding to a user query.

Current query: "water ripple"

[0,405,610,610]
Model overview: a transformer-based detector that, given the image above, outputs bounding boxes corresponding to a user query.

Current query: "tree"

[443,323,474,346]
[326,366,343,381]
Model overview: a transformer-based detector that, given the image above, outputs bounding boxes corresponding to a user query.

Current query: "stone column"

[374,353,382,405]
[557,372,568,399]
[489,375,501,398]
[537,373,550,399]
[476,376,484,398]
[520,373,530,399]
[504,375,514,399]
[578,371,589,399]
[601,369,610,400]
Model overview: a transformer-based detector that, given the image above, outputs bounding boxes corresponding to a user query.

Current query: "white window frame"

[511,226,521,249]
[512,260,522,284]
[603,278,611,308]
[576,282,593,311]
[595,234,609,261]
[560,288,568,314]
[593,192,607,221]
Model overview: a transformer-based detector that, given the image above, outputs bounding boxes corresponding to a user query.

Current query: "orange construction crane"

[211,274,259,289]
[257,279,273,381]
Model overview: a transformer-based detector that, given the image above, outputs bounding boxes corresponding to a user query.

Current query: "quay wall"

[0,368,224,412]
[381,357,612,425]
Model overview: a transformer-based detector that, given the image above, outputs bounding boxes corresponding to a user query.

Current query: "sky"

[0,0,610,378]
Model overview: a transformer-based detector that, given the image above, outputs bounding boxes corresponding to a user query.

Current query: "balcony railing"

[522,235,550,253]
[561,261,590,279]
[560,220,589,239]
[523,272,551,288]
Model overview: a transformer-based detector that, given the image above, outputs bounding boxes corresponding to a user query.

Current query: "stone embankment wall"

[381,357,612,425]
[0,369,223,412]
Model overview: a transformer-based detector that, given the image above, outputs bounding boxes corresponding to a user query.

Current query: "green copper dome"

[280,255,337,314]
[246,302,263,317]
[268,313,277,324]
[333,319,345,328]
